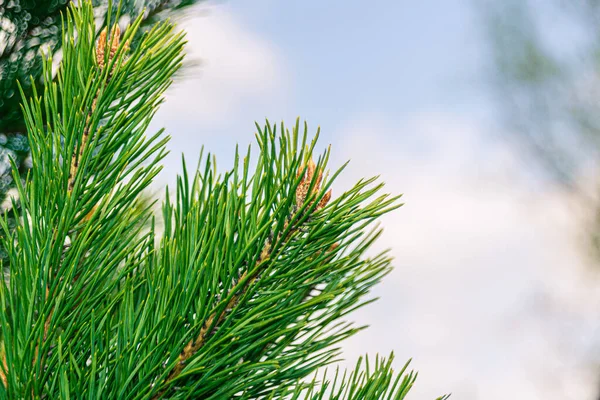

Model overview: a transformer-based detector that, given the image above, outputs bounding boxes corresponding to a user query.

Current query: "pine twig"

[67,25,120,193]
[152,159,332,398]
[30,26,122,386]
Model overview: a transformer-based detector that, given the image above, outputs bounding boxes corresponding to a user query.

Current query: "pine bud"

[96,28,107,69]
[296,158,333,210]
[96,26,121,70]
[296,159,316,208]
[306,158,316,182]
[109,25,121,61]
[316,189,332,211]
[313,169,323,197]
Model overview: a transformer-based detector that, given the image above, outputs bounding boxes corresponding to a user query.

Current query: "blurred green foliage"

[483,0,600,256]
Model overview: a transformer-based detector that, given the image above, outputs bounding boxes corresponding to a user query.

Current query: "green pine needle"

[0,2,447,399]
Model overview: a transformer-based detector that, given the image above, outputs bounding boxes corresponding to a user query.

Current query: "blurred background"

[146,0,600,399]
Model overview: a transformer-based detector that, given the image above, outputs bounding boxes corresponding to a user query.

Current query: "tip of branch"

[96,25,123,70]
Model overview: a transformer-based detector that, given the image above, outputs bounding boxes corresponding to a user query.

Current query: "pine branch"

[284,354,451,400]
[0,3,444,398]
[140,123,405,399]
[0,0,204,134]
[153,158,332,397]
[28,23,127,377]
[67,25,123,193]
[0,0,206,274]
[0,3,185,396]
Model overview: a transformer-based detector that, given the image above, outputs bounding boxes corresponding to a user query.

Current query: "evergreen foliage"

[0,2,449,399]
[0,0,204,266]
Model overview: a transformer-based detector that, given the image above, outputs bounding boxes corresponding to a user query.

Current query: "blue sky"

[230,0,482,114]
[153,0,491,162]
[149,1,600,399]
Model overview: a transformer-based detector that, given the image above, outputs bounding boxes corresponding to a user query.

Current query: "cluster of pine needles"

[0,2,449,399]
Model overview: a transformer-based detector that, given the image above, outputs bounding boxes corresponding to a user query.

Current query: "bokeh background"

[147,1,600,399]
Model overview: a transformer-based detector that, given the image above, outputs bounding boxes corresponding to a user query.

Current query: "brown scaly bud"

[259,242,271,262]
[296,158,317,208]
[313,169,323,198]
[96,26,121,70]
[96,28,107,69]
[296,158,333,211]
[108,25,121,61]
[295,160,310,208]
[316,188,332,211]
[306,158,316,182]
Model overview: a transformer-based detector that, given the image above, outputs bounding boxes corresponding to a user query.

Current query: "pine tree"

[0,0,204,266]
[0,2,449,399]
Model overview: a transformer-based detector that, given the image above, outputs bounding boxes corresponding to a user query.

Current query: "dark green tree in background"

[0,0,201,265]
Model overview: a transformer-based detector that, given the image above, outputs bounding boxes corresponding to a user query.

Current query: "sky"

[148,1,600,399]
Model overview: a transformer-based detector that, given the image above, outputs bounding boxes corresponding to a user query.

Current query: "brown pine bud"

[296,158,320,207]
[306,158,316,182]
[96,26,121,70]
[296,180,309,209]
[96,28,107,69]
[316,189,332,211]
[312,169,323,197]
[109,25,121,61]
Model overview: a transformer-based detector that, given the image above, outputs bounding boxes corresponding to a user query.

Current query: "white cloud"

[148,6,288,189]
[160,6,286,126]
[328,111,600,400]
